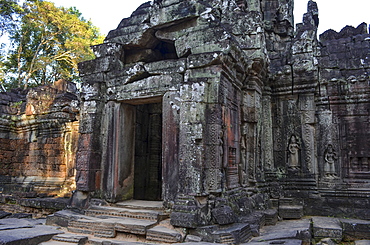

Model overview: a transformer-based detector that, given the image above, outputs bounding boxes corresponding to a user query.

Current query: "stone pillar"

[162,91,180,206]
[178,80,207,195]
[101,102,135,203]
[261,89,274,171]
[242,84,262,184]
[299,94,317,175]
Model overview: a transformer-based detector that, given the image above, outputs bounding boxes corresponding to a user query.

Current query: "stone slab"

[251,219,311,244]
[88,237,156,245]
[0,218,34,231]
[312,216,342,239]
[173,243,216,245]
[0,225,62,245]
[52,233,88,244]
[40,241,78,245]
[46,210,87,227]
[146,225,183,243]
[114,217,157,235]
[279,205,303,219]
[185,234,202,242]
[0,212,11,219]
[8,213,32,219]
[355,240,370,245]
[213,223,252,244]
[241,239,303,245]
[86,205,165,221]
[115,200,164,211]
[340,218,370,240]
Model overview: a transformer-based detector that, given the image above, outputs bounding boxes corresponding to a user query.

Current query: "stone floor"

[0,200,369,245]
[0,214,370,244]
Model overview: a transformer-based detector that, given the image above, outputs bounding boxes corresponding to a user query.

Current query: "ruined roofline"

[319,22,369,42]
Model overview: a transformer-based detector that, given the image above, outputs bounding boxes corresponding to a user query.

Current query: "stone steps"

[86,204,168,222]
[52,233,88,244]
[115,199,164,211]
[46,200,182,244]
[146,225,184,243]
[40,233,87,244]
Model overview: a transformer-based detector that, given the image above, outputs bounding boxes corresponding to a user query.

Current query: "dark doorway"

[134,102,163,201]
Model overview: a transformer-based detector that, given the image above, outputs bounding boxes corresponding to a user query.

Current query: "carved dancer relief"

[324,144,338,178]
[287,135,300,169]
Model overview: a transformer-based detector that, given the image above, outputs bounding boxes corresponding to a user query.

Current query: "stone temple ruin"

[0,0,369,244]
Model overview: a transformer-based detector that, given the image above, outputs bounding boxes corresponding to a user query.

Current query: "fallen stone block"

[340,218,370,241]
[67,219,95,235]
[251,219,311,244]
[0,211,11,219]
[0,225,62,245]
[212,205,237,225]
[46,210,86,227]
[0,218,34,231]
[146,225,184,243]
[355,240,370,245]
[92,219,116,238]
[51,233,88,244]
[185,234,202,242]
[114,217,157,235]
[316,238,337,245]
[312,216,342,240]
[213,223,252,244]
[263,209,278,225]
[8,213,32,219]
[242,239,302,245]
[238,212,265,237]
[170,212,199,228]
[279,205,303,219]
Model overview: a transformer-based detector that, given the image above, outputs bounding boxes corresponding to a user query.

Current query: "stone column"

[162,91,180,206]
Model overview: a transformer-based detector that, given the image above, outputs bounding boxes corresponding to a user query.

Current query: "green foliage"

[2,0,104,89]
[0,0,23,37]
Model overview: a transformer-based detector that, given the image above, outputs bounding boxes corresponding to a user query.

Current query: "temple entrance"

[133,102,163,201]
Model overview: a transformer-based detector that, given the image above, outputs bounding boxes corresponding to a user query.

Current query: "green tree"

[0,0,22,37]
[3,0,104,89]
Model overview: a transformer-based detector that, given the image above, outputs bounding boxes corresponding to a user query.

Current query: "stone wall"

[0,80,79,197]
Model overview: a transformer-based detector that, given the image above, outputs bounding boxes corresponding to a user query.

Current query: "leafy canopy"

[0,0,23,37]
[1,0,104,89]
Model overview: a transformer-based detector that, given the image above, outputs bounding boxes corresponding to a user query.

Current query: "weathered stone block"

[78,56,122,76]
[187,52,223,69]
[146,226,184,243]
[180,83,207,103]
[279,205,303,220]
[312,216,342,240]
[112,74,182,101]
[212,205,237,225]
[150,1,207,27]
[213,223,252,244]
[105,24,156,47]
[263,209,279,225]
[170,212,199,228]
[144,59,186,75]
[80,82,102,100]
[91,42,124,58]
[341,218,370,240]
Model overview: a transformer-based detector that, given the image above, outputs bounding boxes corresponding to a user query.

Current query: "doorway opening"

[133,102,163,201]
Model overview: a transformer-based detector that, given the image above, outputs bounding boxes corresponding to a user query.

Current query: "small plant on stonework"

[10,101,23,108]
